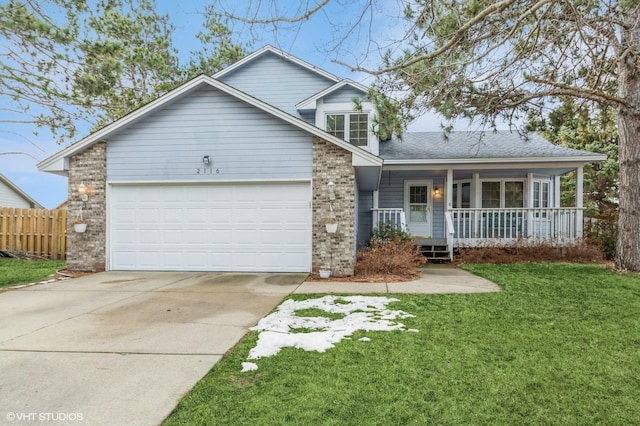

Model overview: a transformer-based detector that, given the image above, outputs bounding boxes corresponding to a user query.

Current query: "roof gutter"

[383,154,607,165]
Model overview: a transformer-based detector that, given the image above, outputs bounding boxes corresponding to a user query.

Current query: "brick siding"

[67,142,107,271]
[312,136,356,276]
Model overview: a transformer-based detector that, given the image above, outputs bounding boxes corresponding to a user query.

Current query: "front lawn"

[0,258,65,288]
[164,263,640,425]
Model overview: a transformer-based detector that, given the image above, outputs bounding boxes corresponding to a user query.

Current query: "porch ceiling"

[355,165,382,191]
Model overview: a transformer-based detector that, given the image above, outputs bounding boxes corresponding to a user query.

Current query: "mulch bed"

[306,272,418,282]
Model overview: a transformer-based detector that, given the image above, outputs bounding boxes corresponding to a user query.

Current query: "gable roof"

[380,131,607,164]
[37,74,382,174]
[296,80,369,110]
[0,173,43,208]
[214,45,341,83]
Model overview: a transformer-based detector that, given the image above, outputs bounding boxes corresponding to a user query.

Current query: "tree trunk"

[615,7,640,271]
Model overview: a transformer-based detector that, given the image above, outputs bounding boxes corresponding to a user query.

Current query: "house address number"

[196,168,220,174]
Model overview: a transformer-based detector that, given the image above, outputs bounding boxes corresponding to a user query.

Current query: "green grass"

[0,258,65,288]
[164,263,640,425]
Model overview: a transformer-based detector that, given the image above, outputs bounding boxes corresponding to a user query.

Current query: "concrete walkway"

[295,264,501,294]
[0,265,498,426]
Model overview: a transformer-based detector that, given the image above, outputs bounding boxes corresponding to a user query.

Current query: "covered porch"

[363,131,606,260]
[369,165,587,260]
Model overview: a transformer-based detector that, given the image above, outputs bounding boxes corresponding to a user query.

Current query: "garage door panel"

[110,182,311,272]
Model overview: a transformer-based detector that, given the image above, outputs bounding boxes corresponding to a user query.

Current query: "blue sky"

[0,0,455,208]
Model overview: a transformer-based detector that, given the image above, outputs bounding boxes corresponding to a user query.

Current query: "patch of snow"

[241,362,258,372]
[359,337,371,342]
[243,296,416,371]
[407,329,420,333]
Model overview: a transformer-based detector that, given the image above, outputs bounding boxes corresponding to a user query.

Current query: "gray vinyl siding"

[357,189,374,247]
[218,52,335,117]
[107,86,312,182]
[378,170,446,239]
[324,86,367,104]
[299,110,316,125]
[0,182,31,208]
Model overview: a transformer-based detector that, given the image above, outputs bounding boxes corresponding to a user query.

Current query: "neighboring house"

[0,173,43,209]
[37,46,606,274]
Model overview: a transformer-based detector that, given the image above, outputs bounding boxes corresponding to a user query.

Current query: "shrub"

[355,237,427,277]
[370,223,413,245]
[454,239,605,265]
[585,210,618,260]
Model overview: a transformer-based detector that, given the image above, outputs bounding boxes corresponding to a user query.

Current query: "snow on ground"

[243,295,416,371]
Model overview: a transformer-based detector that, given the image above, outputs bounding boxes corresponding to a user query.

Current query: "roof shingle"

[380,131,601,160]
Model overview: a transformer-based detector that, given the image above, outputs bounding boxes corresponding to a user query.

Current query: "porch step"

[419,244,451,262]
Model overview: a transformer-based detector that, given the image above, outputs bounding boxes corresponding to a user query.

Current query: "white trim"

[383,155,607,166]
[296,80,369,110]
[37,75,382,174]
[403,179,433,238]
[214,45,340,82]
[107,178,313,186]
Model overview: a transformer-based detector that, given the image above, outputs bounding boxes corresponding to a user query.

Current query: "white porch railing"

[445,211,455,259]
[450,207,582,245]
[372,208,406,231]
[371,207,582,248]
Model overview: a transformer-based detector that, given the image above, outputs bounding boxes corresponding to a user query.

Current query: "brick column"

[312,137,356,276]
[67,142,107,271]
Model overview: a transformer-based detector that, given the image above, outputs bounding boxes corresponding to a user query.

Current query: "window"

[349,114,369,146]
[533,181,550,208]
[533,180,551,218]
[326,113,369,146]
[504,182,524,208]
[481,180,524,208]
[326,114,345,139]
[409,185,428,222]
[452,182,471,208]
[482,182,501,208]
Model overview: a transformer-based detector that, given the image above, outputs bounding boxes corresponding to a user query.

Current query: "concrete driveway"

[0,272,306,426]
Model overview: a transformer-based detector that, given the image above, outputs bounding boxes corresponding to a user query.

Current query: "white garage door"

[109,182,311,272]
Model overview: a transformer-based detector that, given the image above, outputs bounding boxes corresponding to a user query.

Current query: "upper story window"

[326,113,369,146]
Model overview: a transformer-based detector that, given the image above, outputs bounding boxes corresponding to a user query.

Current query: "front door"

[404,180,433,237]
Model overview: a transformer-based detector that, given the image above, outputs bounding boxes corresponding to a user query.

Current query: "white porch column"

[576,166,584,238]
[472,173,481,208]
[446,169,454,260]
[373,190,379,209]
[446,169,453,210]
[554,176,561,208]
[472,173,481,238]
[527,173,534,237]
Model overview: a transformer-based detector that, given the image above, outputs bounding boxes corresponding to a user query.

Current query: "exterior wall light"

[203,155,210,164]
[433,187,441,197]
[78,182,89,202]
[327,181,336,200]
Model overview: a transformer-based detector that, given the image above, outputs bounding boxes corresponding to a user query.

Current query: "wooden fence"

[0,207,67,260]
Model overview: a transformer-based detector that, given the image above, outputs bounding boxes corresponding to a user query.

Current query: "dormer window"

[326,113,369,146]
